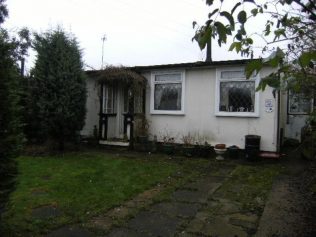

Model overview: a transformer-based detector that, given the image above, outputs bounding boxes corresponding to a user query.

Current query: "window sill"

[150,110,185,115]
[215,112,259,118]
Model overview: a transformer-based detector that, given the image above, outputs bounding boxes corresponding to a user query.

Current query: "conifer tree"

[31,29,86,150]
[0,0,24,217]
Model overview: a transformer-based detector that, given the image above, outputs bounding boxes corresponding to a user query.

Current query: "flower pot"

[214,148,227,160]
[162,144,175,155]
[228,145,240,159]
[215,144,226,149]
[197,145,211,158]
[138,135,149,144]
[182,146,195,157]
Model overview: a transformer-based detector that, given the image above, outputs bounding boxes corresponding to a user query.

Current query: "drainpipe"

[276,77,281,153]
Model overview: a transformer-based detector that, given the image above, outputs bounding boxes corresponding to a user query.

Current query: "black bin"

[245,135,261,160]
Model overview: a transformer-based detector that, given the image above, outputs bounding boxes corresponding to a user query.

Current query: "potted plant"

[197,141,212,158]
[181,133,195,157]
[227,145,240,159]
[195,134,212,158]
[161,132,175,155]
[214,144,227,160]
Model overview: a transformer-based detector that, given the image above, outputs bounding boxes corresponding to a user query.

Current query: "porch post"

[99,83,104,139]
[128,89,134,149]
[142,88,146,114]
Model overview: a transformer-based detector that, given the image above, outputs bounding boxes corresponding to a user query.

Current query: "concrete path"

[46,163,263,237]
[102,163,259,237]
[256,155,316,237]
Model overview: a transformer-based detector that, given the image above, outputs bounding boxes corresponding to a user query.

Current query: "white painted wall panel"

[144,66,278,151]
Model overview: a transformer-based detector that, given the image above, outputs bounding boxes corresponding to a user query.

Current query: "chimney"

[205,38,212,62]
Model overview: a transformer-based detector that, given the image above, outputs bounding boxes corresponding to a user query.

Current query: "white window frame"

[215,67,260,117]
[150,70,185,115]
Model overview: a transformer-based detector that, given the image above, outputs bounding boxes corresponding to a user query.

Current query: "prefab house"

[81,59,312,152]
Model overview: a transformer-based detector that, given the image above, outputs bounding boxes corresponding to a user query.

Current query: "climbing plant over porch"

[91,65,147,93]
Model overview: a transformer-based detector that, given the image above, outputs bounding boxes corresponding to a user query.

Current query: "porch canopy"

[88,66,146,90]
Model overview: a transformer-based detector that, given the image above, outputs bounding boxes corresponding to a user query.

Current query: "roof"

[85,59,254,75]
[132,59,253,72]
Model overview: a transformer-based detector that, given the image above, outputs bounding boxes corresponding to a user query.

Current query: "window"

[103,85,116,114]
[123,87,143,114]
[288,91,312,114]
[151,71,185,114]
[216,68,259,117]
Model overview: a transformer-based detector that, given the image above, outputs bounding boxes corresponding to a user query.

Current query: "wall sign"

[265,99,273,112]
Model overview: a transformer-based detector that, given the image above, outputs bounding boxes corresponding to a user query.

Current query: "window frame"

[150,70,185,115]
[215,67,260,117]
[287,90,313,115]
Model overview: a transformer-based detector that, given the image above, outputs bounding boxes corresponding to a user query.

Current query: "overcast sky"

[3,0,271,71]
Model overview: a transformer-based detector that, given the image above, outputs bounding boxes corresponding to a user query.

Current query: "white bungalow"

[81,60,312,152]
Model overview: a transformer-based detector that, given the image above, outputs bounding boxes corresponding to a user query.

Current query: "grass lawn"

[2,151,208,236]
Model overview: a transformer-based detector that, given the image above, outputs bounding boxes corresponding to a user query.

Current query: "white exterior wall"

[81,77,100,137]
[144,66,278,152]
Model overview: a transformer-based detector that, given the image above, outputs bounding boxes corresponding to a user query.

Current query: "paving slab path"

[45,162,264,237]
[102,163,257,237]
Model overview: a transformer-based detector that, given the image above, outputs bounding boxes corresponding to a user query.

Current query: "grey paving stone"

[151,202,201,219]
[184,177,223,194]
[127,211,182,237]
[229,213,259,230]
[201,217,247,237]
[32,205,62,219]
[106,227,145,237]
[209,198,241,215]
[46,226,93,237]
[172,190,208,203]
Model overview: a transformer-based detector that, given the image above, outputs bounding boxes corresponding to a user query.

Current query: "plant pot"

[214,148,227,160]
[138,135,149,144]
[228,145,240,159]
[215,144,226,149]
[197,145,211,158]
[162,143,175,155]
[182,146,195,157]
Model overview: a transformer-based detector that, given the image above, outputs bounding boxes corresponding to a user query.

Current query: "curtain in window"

[154,83,182,110]
[220,81,255,112]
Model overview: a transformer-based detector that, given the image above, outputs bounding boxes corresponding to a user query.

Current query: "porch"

[92,66,147,148]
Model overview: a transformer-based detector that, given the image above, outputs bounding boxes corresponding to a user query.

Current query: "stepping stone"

[184,179,222,195]
[229,213,259,230]
[127,211,182,237]
[151,202,201,219]
[32,205,62,219]
[107,228,146,237]
[46,226,93,237]
[209,166,235,177]
[172,190,208,203]
[198,217,247,237]
[207,198,241,215]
